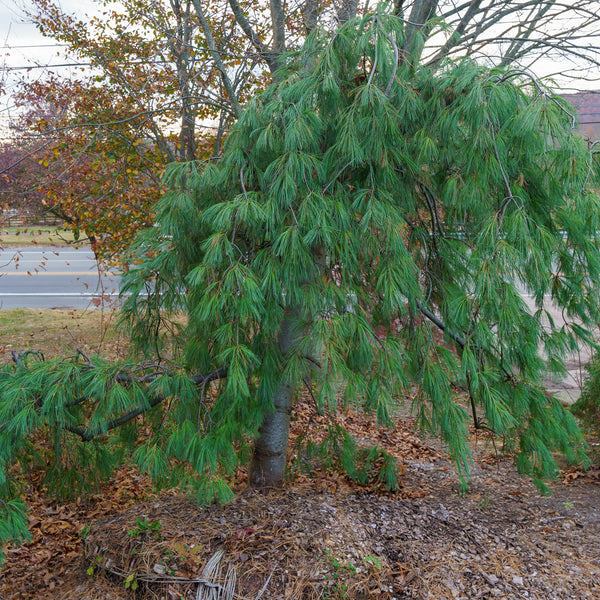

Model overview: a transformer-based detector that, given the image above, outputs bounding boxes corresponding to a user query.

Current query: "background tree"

[4,0,598,260]
[9,0,264,259]
[0,99,53,222]
[0,131,47,219]
[15,81,167,258]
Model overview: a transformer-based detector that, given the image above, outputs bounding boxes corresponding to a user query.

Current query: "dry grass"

[0,308,128,362]
[0,227,77,247]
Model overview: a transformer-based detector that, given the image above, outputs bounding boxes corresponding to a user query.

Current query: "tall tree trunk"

[337,0,358,25]
[193,0,242,117]
[172,0,197,161]
[303,0,320,34]
[403,0,438,61]
[248,308,299,487]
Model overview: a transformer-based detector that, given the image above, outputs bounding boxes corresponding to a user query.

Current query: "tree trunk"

[303,0,320,34]
[337,0,358,25]
[248,309,299,487]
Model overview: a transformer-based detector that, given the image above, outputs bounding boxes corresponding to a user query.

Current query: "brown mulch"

[0,467,157,598]
[1,401,599,600]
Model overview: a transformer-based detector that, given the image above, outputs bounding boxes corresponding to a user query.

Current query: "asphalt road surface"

[0,246,121,309]
[522,293,589,405]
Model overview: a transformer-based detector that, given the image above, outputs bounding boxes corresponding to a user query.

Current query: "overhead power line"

[2,58,176,72]
[2,62,97,71]
[0,44,69,49]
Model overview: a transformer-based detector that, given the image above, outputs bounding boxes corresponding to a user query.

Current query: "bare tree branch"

[192,0,242,117]
[228,0,280,73]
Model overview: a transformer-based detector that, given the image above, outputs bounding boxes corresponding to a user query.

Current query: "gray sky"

[0,0,100,134]
[0,0,95,67]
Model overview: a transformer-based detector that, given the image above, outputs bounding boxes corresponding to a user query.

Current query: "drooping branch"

[64,395,164,441]
[416,300,466,348]
[62,367,228,442]
[10,350,45,368]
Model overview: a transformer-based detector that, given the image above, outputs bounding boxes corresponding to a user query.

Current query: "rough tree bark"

[248,308,300,487]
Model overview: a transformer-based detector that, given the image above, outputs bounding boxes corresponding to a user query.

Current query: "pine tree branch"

[11,350,45,367]
[417,302,517,431]
[64,368,227,441]
[469,394,498,434]
[421,183,445,241]
[416,300,465,348]
[190,367,228,385]
[382,29,400,96]
[489,69,577,128]
[64,395,164,441]
[417,301,520,389]
[76,348,94,368]
[63,365,226,408]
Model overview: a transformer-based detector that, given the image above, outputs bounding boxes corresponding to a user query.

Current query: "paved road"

[0,246,121,309]
[522,293,590,405]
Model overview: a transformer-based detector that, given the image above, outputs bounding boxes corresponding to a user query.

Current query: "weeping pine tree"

[1,4,600,561]
[122,5,600,486]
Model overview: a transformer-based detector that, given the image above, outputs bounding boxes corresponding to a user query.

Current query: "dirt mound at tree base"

[62,457,600,600]
[2,408,599,600]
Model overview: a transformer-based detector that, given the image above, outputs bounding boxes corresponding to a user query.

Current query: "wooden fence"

[1,213,63,227]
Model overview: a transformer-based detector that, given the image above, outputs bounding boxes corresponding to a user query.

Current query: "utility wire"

[0,44,69,49]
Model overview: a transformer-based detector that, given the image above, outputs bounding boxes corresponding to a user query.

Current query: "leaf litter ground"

[0,309,598,598]
[1,394,599,600]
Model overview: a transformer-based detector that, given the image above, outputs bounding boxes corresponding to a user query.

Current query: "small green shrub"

[128,518,163,540]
